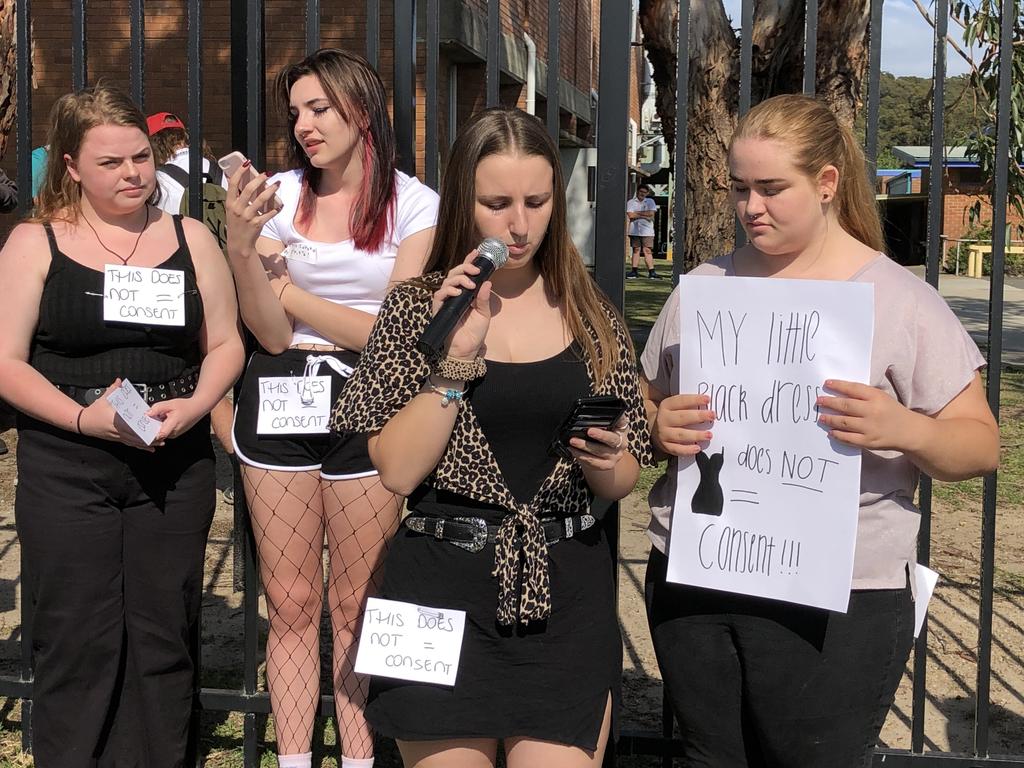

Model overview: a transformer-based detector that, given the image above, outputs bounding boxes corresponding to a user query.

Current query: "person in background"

[31,145,48,202]
[641,93,999,768]
[0,83,243,767]
[626,182,659,279]
[226,48,437,768]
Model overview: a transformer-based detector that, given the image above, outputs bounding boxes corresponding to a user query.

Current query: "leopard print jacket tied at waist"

[330,274,654,625]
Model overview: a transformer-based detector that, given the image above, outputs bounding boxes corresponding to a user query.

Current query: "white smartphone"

[217,151,283,211]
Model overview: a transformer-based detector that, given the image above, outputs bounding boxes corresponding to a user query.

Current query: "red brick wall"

[4,0,600,182]
[942,168,1024,243]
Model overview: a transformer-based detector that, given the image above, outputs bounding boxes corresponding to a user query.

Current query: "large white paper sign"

[103,265,186,326]
[106,379,162,445]
[255,376,332,435]
[667,274,874,612]
[355,597,467,686]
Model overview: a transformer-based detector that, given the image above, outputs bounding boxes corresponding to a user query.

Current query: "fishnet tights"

[243,466,400,759]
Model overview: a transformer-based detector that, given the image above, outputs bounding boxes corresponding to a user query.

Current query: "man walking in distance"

[626,183,660,279]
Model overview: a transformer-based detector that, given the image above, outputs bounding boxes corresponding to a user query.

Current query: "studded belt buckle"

[451,516,489,553]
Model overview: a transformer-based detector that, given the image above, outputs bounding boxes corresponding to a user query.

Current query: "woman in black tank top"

[0,85,243,767]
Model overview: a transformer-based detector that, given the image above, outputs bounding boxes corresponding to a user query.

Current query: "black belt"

[54,368,200,407]
[403,513,598,553]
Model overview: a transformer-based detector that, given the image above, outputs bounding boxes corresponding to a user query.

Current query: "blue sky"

[718,0,974,78]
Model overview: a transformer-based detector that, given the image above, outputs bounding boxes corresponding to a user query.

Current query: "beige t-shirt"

[640,253,985,589]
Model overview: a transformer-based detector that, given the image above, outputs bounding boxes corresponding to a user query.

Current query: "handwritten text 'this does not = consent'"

[696,309,821,368]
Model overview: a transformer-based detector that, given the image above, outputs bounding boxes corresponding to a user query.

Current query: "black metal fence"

[3,0,1019,765]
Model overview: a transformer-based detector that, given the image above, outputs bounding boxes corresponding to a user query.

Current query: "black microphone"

[416,237,510,357]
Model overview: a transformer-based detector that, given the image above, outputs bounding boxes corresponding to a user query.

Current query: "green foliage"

[953,0,1024,238]
[870,72,980,163]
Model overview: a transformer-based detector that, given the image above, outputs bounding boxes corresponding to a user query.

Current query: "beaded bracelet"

[432,354,487,382]
[424,381,465,408]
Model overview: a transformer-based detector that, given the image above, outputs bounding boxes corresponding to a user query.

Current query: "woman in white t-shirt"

[641,94,998,767]
[225,48,438,768]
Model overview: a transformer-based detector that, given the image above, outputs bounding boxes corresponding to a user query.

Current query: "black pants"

[15,416,215,768]
[645,548,913,768]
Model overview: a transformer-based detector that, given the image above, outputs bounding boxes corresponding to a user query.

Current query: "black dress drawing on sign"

[691,449,725,516]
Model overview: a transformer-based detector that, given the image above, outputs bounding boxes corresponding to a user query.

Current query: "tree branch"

[910,0,978,73]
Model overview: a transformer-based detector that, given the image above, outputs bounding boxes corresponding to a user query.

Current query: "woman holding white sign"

[640,93,999,767]
[224,48,438,768]
[0,84,243,766]
[331,107,653,768]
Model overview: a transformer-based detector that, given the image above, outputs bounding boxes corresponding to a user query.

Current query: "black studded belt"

[53,368,200,407]
[403,513,598,553]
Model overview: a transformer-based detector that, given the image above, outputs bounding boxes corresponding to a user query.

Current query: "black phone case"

[549,395,628,459]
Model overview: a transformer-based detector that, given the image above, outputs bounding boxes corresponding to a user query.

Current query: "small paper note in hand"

[106,379,163,445]
[355,597,466,686]
[913,563,940,639]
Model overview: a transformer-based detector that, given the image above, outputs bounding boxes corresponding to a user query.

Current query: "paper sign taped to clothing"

[355,597,466,686]
[667,275,874,613]
[106,379,163,445]
[103,265,186,326]
[255,376,332,434]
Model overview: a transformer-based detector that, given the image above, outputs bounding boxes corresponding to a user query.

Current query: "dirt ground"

[0,431,1021,765]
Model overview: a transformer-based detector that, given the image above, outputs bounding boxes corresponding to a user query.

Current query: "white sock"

[341,758,375,768]
[278,753,312,768]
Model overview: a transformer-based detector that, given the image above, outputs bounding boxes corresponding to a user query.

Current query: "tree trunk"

[0,0,16,159]
[639,0,871,267]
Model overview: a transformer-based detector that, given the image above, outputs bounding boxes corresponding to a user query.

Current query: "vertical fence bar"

[672,0,690,282]
[15,0,34,750]
[802,0,817,95]
[366,0,380,70]
[913,0,947,753]
[863,0,883,175]
[975,0,1013,756]
[546,0,560,140]
[305,0,320,54]
[186,0,204,223]
[424,0,439,189]
[15,0,33,215]
[595,5,631,763]
[393,0,416,176]
[130,0,145,108]
[735,0,754,247]
[185,1,203,763]
[72,0,87,91]
[486,0,500,107]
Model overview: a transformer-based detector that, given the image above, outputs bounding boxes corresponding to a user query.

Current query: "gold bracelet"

[432,354,486,381]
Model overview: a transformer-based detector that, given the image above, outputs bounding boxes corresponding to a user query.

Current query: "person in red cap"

[147,111,227,217]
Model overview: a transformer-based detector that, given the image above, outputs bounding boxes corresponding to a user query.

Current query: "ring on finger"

[614,433,624,449]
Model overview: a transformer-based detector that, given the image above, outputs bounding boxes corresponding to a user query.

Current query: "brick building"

[4,0,650,181]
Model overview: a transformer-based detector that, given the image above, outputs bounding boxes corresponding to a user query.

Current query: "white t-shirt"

[262,169,439,347]
[154,148,228,215]
[627,196,657,237]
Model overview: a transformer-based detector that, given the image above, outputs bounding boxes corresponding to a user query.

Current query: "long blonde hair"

[731,94,885,253]
[422,107,627,385]
[33,84,155,224]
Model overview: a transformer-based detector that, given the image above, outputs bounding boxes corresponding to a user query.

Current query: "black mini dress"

[365,345,623,750]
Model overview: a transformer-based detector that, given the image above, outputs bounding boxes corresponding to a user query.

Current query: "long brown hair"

[730,94,885,253]
[275,48,397,253]
[33,83,155,224]
[423,107,627,384]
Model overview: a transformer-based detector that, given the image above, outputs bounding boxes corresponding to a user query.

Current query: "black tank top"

[30,214,205,388]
